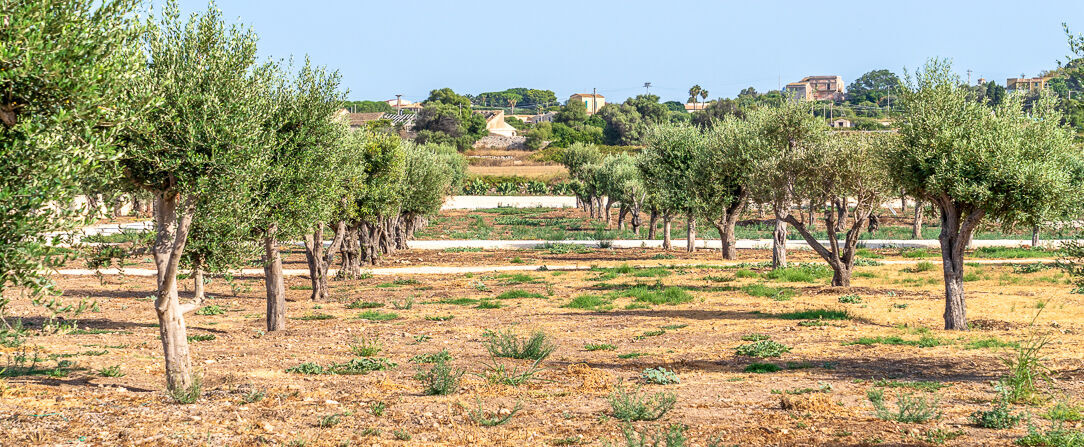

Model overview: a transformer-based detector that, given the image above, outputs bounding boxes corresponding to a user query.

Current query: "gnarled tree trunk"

[685,211,696,252]
[718,192,748,260]
[303,220,346,301]
[771,217,787,269]
[264,224,286,332]
[662,215,672,251]
[912,200,924,239]
[152,192,198,394]
[647,208,658,239]
[936,197,984,330]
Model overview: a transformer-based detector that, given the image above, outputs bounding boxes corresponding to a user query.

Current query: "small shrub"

[417,359,463,395]
[346,300,382,309]
[838,294,862,304]
[608,384,677,422]
[195,305,225,316]
[477,358,545,386]
[410,349,452,364]
[619,423,686,447]
[468,398,522,426]
[349,336,382,357]
[168,375,202,404]
[735,340,791,358]
[98,365,124,377]
[318,413,342,428]
[867,388,941,423]
[484,329,556,361]
[1001,335,1052,405]
[1047,400,1084,422]
[1015,423,1084,447]
[391,298,414,310]
[641,367,679,385]
[744,363,782,373]
[970,389,1023,429]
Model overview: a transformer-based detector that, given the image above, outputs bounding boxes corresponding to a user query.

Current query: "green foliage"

[167,373,202,404]
[640,367,679,385]
[741,284,797,301]
[477,358,545,386]
[98,365,125,377]
[585,343,617,351]
[564,294,613,311]
[187,334,215,342]
[772,309,851,320]
[410,349,452,364]
[740,333,770,342]
[415,94,488,151]
[970,387,1023,429]
[846,335,944,348]
[1047,400,1084,422]
[194,304,225,316]
[416,358,463,396]
[838,294,863,304]
[608,384,677,422]
[871,379,948,392]
[867,388,941,423]
[1001,335,1052,405]
[625,287,693,306]
[346,300,382,309]
[355,310,399,321]
[744,363,782,373]
[495,290,545,300]
[735,340,791,358]
[1016,423,1084,446]
[0,0,141,304]
[483,329,555,361]
[348,336,381,357]
[762,264,833,283]
[846,69,903,105]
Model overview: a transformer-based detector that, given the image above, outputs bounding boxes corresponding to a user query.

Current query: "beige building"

[684,102,709,112]
[785,75,845,101]
[1006,76,1052,92]
[479,109,518,137]
[384,98,423,112]
[569,93,605,114]
[829,118,852,128]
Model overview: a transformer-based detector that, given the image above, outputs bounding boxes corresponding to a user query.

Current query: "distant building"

[569,93,605,114]
[784,75,845,101]
[829,118,852,128]
[1006,76,1052,92]
[384,98,423,112]
[509,111,557,124]
[684,102,709,112]
[478,109,518,137]
[341,111,387,128]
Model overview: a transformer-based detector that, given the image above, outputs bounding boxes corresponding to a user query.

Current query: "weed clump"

[735,340,790,358]
[640,367,679,385]
[867,388,941,423]
[608,384,677,421]
[484,329,556,361]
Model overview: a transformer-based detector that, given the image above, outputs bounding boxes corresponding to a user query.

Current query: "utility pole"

[592,87,597,114]
[643,82,652,95]
[967,69,972,85]
[395,94,402,115]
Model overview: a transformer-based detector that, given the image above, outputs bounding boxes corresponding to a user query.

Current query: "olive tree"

[781,132,895,286]
[640,123,706,251]
[395,142,466,247]
[888,59,1080,330]
[119,1,273,393]
[599,154,647,234]
[339,131,405,274]
[746,101,828,268]
[693,116,757,259]
[304,129,367,298]
[561,143,603,217]
[255,60,347,331]
[0,0,139,315]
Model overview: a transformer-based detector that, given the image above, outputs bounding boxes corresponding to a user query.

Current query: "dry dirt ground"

[1,247,1082,447]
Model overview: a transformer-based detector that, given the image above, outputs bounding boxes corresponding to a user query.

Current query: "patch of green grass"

[1046,401,1084,422]
[660,324,687,330]
[735,340,791,358]
[443,247,483,253]
[763,264,832,283]
[563,294,613,311]
[346,300,383,309]
[98,365,124,377]
[495,289,545,300]
[744,363,782,373]
[416,358,463,396]
[476,300,501,309]
[623,286,694,306]
[286,358,396,375]
[634,329,666,340]
[734,269,759,279]
[618,352,648,359]
[349,336,381,357]
[966,337,1019,350]
[187,334,215,342]
[584,343,616,351]
[972,246,1055,259]
[846,335,944,348]
[903,261,936,273]
[741,284,797,301]
[856,248,885,259]
[1015,423,1084,446]
[772,309,851,321]
[703,274,734,282]
[498,273,538,284]
[424,315,454,321]
[355,310,399,321]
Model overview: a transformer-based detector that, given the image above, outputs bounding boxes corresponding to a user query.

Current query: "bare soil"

[2,245,1082,446]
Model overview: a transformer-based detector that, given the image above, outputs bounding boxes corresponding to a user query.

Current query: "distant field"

[466,164,568,179]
